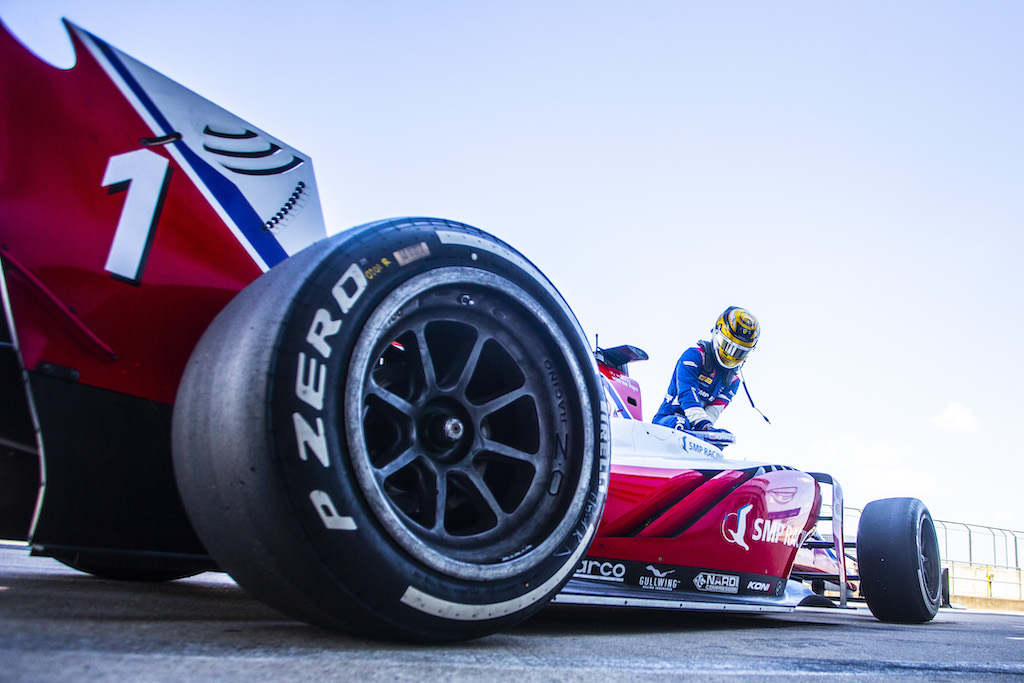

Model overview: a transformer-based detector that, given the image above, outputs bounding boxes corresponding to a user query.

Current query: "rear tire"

[172,218,608,641]
[857,497,941,623]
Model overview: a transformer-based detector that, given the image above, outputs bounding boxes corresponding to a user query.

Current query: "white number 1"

[102,149,171,283]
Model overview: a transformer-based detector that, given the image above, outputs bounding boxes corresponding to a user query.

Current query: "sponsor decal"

[292,262,369,532]
[680,435,722,459]
[575,558,783,598]
[751,517,804,548]
[646,564,675,578]
[722,503,752,550]
[693,572,739,594]
[574,559,626,582]
[722,503,806,550]
[202,125,304,176]
[639,564,680,591]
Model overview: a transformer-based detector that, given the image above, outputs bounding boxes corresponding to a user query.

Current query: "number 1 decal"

[102,149,172,284]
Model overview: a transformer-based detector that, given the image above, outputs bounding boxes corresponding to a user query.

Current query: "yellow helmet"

[711,307,759,369]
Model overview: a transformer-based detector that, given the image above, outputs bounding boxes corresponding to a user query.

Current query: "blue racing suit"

[652,340,740,430]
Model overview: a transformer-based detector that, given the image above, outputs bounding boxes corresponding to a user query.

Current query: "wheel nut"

[443,416,464,442]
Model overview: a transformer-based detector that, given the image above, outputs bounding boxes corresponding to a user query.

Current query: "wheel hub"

[419,400,471,462]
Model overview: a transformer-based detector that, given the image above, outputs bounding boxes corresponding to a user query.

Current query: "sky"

[3,1,1023,535]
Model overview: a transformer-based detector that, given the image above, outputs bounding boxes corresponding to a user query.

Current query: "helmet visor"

[714,332,753,368]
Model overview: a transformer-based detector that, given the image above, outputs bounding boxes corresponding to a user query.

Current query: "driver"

[652,306,759,432]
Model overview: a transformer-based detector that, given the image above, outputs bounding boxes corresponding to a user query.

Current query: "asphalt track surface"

[3,545,1023,681]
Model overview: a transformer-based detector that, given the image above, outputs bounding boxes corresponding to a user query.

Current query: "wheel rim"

[346,267,594,581]
[918,512,942,603]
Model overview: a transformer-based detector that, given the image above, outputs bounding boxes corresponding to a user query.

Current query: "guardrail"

[934,520,1023,569]
[819,502,1024,602]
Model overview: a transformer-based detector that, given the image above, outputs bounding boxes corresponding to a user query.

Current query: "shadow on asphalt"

[2,560,850,649]
[526,603,849,636]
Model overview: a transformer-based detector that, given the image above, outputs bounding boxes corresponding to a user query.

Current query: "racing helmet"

[711,306,759,369]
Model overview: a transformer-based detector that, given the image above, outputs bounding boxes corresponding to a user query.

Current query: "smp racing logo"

[722,503,753,550]
[722,503,806,550]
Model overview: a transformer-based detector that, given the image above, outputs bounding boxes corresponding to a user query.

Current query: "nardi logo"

[693,572,739,594]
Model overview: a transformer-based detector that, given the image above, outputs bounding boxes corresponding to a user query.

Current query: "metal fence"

[821,501,1024,601]
[934,520,1023,570]
[933,520,1024,601]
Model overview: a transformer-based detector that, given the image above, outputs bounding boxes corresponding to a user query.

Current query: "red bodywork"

[0,20,323,554]
[599,363,643,421]
[1,21,263,405]
[562,360,832,604]
[595,466,820,576]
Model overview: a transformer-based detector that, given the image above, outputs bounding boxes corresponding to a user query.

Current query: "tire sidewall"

[267,219,608,634]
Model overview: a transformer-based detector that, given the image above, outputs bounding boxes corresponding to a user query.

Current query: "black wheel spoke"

[480,438,537,464]
[366,377,415,415]
[454,334,487,394]
[462,468,506,522]
[376,445,420,481]
[476,386,531,419]
[413,325,438,393]
[432,473,448,533]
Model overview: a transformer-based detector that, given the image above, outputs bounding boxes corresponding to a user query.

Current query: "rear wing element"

[596,344,648,421]
[0,19,327,404]
[62,20,326,269]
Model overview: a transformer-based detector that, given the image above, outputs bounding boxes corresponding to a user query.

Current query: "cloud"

[928,402,981,433]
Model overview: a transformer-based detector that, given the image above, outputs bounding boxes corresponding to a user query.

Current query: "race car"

[0,18,942,642]
[558,348,942,625]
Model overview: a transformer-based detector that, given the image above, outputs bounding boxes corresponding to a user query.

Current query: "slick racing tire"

[857,497,942,623]
[172,218,609,641]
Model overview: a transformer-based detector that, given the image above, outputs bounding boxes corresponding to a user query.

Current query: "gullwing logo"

[645,565,676,579]
[722,503,752,551]
[640,565,679,591]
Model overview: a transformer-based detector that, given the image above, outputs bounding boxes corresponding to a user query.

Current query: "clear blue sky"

[4,1,1023,531]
